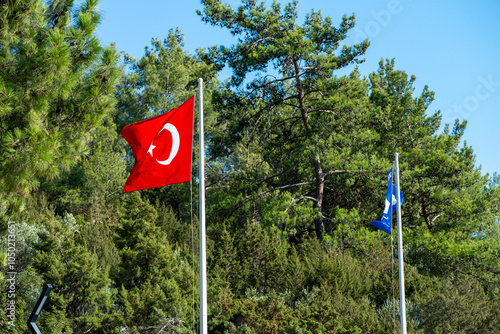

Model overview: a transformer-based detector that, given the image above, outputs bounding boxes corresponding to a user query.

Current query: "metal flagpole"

[198,78,208,334]
[390,235,396,334]
[394,153,407,334]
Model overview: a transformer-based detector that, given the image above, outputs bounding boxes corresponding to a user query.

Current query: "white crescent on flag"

[156,123,180,165]
[146,123,180,165]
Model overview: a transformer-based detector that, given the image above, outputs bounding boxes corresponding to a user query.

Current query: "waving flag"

[122,96,194,193]
[371,168,403,234]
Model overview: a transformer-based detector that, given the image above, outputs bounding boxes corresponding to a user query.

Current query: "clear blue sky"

[96,0,500,176]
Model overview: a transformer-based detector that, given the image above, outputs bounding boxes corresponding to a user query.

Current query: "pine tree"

[32,213,118,333]
[114,192,196,331]
[367,59,500,283]
[0,0,121,215]
[198,0,371,240]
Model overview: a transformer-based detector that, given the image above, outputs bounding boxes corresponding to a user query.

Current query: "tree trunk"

[421,197,433,233]
[313,154,325,239]
[292,57,325,239]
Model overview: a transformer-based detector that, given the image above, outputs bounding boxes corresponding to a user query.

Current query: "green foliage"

[0,221,42,271]
[198,0,369,86]
[420,275,500,333]
[208,225,405,332]
[115,28,217,128]
[209,224,487,333]
[113,192,196,330]
[38,115,127,223]
[0,220,44,332]
[2,1,499,333]
[377,298,422,332]
[32,214,117,333]
[0,266,43,333]
[0,0,122,215]
[199,0,371,239]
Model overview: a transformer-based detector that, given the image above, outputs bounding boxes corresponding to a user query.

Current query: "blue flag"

[371,168,403,234]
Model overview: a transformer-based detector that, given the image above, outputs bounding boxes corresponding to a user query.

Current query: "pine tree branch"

[249,181,316,200]
[305,108,336,114]
[246,36,275,50]
[324,169,366,176]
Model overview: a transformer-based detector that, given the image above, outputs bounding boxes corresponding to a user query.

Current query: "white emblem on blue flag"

[371,168,403,234]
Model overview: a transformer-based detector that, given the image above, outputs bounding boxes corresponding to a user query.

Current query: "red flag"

[121,96,194,193]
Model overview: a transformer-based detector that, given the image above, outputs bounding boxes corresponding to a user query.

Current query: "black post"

[27,283,52,334]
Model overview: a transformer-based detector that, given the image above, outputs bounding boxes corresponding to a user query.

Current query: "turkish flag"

[121,96,194,193]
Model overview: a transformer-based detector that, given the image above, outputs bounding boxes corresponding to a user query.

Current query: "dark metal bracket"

[27,283,53,334]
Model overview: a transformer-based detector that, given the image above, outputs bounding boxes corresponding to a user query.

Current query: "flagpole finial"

[195,78,203,92]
